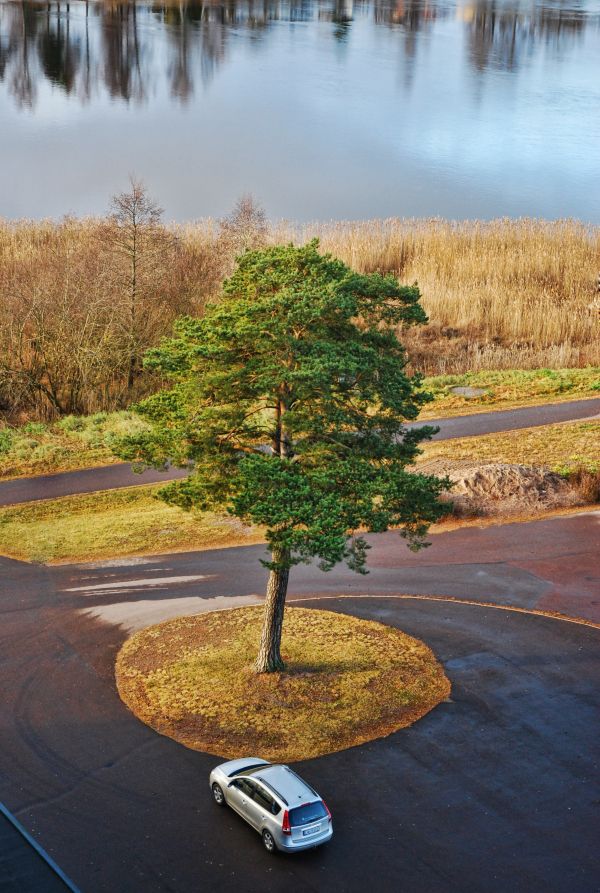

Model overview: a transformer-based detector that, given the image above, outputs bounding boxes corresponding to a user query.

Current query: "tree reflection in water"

[0,0,593,108]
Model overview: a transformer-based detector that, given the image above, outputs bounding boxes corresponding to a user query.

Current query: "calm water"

[0,0,599,221]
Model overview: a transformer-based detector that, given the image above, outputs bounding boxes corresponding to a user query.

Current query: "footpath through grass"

[0,485,262,563]
[116,606,450,761]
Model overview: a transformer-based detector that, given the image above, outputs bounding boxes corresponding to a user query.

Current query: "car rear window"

[227,763,268,777]
[289,801,327,827]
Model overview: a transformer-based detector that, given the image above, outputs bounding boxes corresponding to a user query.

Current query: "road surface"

[1,511,599,892]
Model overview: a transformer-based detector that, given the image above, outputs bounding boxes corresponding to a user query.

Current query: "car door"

[251,783,280,834]
[227,778,252,819]
[239,779,266,830]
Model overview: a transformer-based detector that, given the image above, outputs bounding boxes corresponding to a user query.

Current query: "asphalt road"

[1,512,599,892]
[1,397,598,506]
[0,812,71,893]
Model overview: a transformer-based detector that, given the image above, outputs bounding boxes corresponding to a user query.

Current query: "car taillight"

[282,810,291,835]
[322,800,332,822]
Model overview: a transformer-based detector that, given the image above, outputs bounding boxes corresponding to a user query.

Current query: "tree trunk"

[255,548,290,673]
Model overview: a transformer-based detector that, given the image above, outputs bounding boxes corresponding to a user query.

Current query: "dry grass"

[442,463,582,518]
[2,367,597,481]
[430,502,599,533]
[1,419,596,565]
[0,366,600,479]
[0,485,262,563]
[0,411,148,479]
[2,216,599,420]
[115,606,450,761]
[417,420,600,474]
[273,218,600,374]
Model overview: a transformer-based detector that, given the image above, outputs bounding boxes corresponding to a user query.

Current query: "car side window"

[252,784,281,815]
[233,779,253,796]
[244,779,259,797]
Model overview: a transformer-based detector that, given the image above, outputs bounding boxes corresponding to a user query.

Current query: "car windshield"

[289,802,327,827]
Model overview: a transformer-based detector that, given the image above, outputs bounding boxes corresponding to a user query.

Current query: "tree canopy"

[117,240,450,670]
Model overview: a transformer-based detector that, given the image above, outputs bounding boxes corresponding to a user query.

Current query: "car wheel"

[262,830,277,853]
[212,783,225,806]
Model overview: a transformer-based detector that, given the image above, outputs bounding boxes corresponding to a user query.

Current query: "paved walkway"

[1,397,598,506]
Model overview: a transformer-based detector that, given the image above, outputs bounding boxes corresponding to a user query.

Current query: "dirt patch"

[115,606,450,762]
[442,462,582,517]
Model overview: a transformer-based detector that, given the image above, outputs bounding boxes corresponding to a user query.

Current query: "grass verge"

[1,368,598,480]
[0,410,149,480]
[417,420,600,474]
[419,367,600,419]
[115,605,450,761]
[0,485,262,563]
[1,419,597,565]
[0,366,600,480]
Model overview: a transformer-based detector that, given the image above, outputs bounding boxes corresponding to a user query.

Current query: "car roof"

[246,765,319,806]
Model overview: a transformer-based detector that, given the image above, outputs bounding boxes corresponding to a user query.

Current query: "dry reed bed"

[222,217,600,371]
[2,216,599,417]
[303,219,600,371]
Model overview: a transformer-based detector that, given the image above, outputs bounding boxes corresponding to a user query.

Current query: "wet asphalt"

[0,813,69,893]
[1,398,599,891]
[1,511,599,892]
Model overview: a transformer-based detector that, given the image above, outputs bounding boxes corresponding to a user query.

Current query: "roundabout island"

[115,606,450,761]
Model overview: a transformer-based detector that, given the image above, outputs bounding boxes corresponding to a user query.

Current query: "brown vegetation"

[2,207,598,420]
[0,184,223,419]
[295,218,600,374]
[441,463,583,518]
[115,606,450,761]
[0,485,262,564]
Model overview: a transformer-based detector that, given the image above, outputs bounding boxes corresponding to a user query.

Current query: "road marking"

[83,594,262,632]
[289,594,600,629]
[63,574,213,592]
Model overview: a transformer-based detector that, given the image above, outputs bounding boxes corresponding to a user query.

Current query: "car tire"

[262,830,277,853]
[212,783,225,806]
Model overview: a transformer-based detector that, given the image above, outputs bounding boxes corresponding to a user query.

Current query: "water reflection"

[0,0,594,108]
[465,0,588,71]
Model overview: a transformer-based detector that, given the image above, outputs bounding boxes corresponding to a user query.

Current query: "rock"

[450,386,489,398]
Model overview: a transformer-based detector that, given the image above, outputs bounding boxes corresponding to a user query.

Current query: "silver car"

[209,757,333,853]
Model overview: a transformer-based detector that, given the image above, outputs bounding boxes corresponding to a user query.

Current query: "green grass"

[0,411,149,479]
[116,606,450,761]
[420,367,600,419]
[0,485,263,563]
[2,368,598,479]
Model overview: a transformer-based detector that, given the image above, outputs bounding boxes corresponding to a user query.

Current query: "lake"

[0,0,599,221]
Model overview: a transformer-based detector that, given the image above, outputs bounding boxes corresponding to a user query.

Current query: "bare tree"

[0,219,123,417]
[0,193,237,420]
[218,194,269,267]
[105,178,175,395]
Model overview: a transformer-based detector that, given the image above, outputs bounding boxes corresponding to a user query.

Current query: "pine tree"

[116,240,450,672]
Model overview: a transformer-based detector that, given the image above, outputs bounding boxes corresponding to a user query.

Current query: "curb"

[0,801,81,893]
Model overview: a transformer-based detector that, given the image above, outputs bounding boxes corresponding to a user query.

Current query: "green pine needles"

[116,240,450,671]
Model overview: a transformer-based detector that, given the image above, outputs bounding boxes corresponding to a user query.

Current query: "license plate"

[302,825,320,837]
